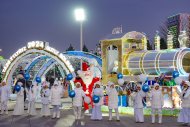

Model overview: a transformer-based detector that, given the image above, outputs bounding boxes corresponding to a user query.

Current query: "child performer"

[73,82,85,120]
[41,81,51,117]
[150,83,164,124]
[131,83,146,123]
[178,81,190,125]
[106,82,120,121]
[13,82,25,115]
[50,81,64,119]
[0,81,10,114]
[26,82,37,116]
[91,81,104,120]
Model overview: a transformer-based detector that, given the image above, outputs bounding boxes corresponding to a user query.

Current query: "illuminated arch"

[2,41,75,85]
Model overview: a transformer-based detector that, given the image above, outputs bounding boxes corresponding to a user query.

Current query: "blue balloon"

[117,73,123,79]
[35,77,41,83]
[142,84,149,92]
[93,95,100,103]
[69,90,75,98]
[66,74,73,81]
[24,73,30,80]
[172,71,179,79]
[15,85,21,92]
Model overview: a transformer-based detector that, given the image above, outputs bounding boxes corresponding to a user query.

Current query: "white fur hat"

[185,81,190,86]
[94,81,102,88]
[75,82,81,86]
[107,81,114,87]
[42,81,50,87]
[54,80,59,85]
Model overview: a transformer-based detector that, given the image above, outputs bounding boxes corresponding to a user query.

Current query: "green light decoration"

[165,79,176,86]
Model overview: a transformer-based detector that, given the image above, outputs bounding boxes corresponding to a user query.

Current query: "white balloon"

[118,78,124,86]
[138,74,148,83]
[174,77,183,85]
[84,96,91,104]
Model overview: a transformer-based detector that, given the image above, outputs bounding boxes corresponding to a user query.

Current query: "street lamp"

[74,8,85,70]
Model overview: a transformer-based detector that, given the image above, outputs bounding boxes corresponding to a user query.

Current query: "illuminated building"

[167,13,190,48]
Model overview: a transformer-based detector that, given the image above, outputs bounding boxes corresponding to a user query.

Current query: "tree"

[159,21,168,42]
[160,38,167,49]
[147,40,152,50]
[66,44,75,51]
[83,44,89,52]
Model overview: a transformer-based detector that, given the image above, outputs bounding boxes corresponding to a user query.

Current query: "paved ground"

[0,109,185,127]
[0,98,186,127]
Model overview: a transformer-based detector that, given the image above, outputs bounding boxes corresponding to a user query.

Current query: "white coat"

[73,87,85,107]
[106,87,118,109]
[92,88,104,106]
[0,85,10,102]
[131,90,146,109]
[27,85,37,102]
[50,85,63,106]
[149,89,164,109]
[180,88,190,108]
[13,87,25,115]
[41,89,50,105]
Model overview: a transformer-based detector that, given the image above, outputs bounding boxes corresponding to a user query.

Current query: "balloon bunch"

[117,73,124,86]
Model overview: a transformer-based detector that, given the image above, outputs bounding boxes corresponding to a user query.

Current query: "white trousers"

[28,101,37,115]
[41,104,51,116]
[1,100,8,111]
[52,105,60,117]
[109,108,119,120]
[73,106,82,119]
[178,108,190,124]
[134,108,144,122]
[151,108,162,123]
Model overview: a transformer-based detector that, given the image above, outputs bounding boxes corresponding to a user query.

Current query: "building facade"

[167,13,190,48]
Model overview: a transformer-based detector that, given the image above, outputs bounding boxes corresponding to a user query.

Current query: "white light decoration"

[2,41,75,83]
[74,8,85,21]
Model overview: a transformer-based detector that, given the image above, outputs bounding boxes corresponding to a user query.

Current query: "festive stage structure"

[101,31,190,84]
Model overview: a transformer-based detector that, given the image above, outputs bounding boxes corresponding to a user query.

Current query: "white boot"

[0,110,4,115]
[56,111,60,119]
[152,114,155,124]
[5,110,8,115]
[158,115,162,124]
[109,109,112,121]
[115,109,120,121]
[52,112,56,119]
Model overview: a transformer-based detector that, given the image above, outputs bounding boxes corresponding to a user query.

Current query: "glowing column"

[154,31,160,50]
[167,31,173,49]
[142,37,147,50]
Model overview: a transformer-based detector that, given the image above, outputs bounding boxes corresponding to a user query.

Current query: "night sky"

[0,0,190,58]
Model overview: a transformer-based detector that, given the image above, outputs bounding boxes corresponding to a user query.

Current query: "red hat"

[82,62,89,71]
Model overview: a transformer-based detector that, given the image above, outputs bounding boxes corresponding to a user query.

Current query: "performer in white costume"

[26,82,37,116]
[73,82,85,120]
[178,81,190,125]
[91,81,104,120]
[41,81,51,117]
[106,81,120,121]
[0,81,10,115]
[131,84,146,123]
[50,80,64,119]
[149,83,164,124]
[13,82,25,115]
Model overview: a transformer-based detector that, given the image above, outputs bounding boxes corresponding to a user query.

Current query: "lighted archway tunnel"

[2,41,102,86]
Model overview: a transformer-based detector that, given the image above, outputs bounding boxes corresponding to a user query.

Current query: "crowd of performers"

[0,63,190,125]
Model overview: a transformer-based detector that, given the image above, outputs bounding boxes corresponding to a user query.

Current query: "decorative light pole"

[74,8,86,70]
